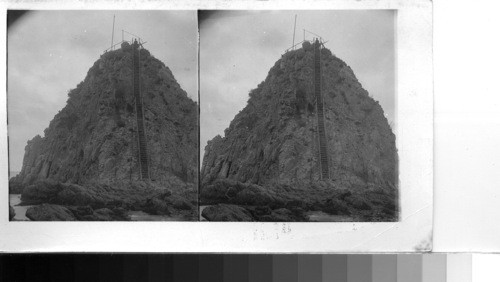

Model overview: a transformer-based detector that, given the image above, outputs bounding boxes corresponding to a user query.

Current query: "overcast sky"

[200,10,396,160]
[8,10,197,172]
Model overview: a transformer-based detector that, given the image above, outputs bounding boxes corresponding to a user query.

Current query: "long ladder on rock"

[314,39,330,180]
[132,40,150,180]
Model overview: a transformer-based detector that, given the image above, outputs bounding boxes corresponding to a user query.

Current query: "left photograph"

[7,11,199,221]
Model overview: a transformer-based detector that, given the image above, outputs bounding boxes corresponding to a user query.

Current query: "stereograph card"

[0,0,433,253]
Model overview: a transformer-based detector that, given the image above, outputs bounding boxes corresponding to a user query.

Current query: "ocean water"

[199,205,208,221]
[9,194,31,221]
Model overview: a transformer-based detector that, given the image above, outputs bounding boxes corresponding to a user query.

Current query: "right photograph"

[199,10,398,222]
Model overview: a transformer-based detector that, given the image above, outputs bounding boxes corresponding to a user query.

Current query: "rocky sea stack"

[9,42,198,221]
[201,41,398,222]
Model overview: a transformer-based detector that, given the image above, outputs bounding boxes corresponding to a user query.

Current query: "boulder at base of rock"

[67,205,130,221]
[67,205,94,220]
[200,179,280,207]
[26,204,77,221]
[169,195,195,211]
[92,208,114,221]
[269,208,300,221]
[143,198,172,216]
[250,207,308,222]
[202,204,253,222]
[9,206,16,220]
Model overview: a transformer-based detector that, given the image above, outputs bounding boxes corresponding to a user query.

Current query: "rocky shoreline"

[200,179,397,222]
[10,179,198,221]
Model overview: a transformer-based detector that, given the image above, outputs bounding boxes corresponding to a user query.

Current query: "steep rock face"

[201,41,398,221]
[202,204,254,222]
[11,42,197,188]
